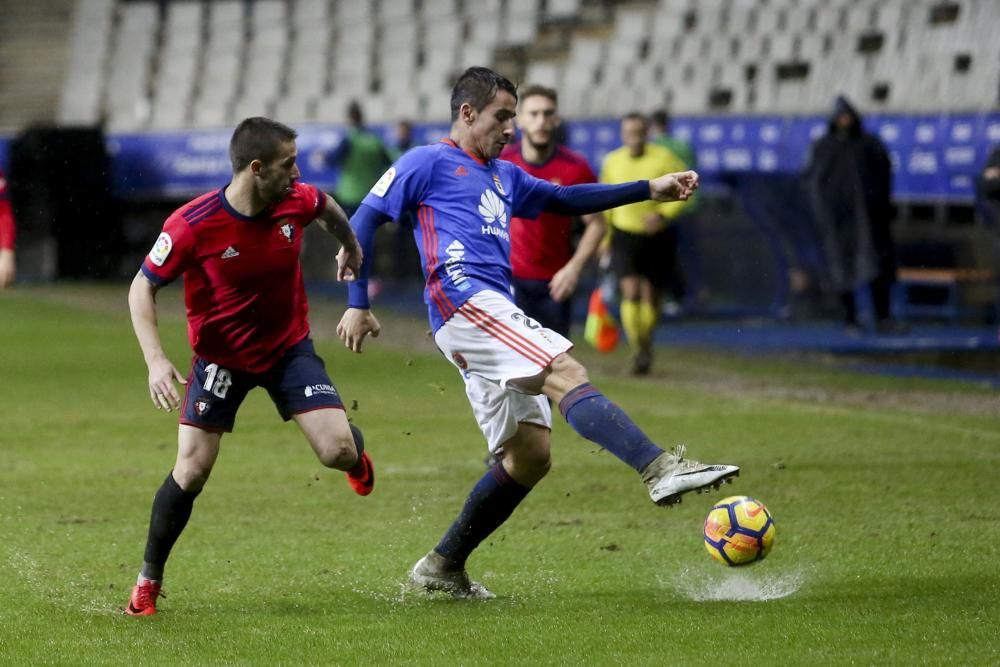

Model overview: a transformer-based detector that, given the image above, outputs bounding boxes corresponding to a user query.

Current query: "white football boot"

[409,551,495,600]
[642,445,740,506]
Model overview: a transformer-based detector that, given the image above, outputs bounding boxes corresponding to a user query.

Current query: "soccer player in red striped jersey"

[500,85,606,337]
[0,168,16,288]
[123,117,373,616]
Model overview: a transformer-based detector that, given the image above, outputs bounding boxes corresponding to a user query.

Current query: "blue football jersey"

[362,140,557,331]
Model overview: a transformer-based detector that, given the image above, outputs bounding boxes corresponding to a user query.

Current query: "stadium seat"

[292,0,329,27]
[546,0,581,21]
[149,101,188,131]
[335,0,373,25]
[458,43,493,71]
[59,0,115,125]
[524,62,563,89]
[422,0,459,21]
[67,0,1000,129]
[272,95,314,125]
[209,0,245,28]
[104,2,160,130]
[423,16,464,50]
[469,13,503,47]
[232,93,275,125]
[502,13,538,45]
[192,102,230,129]
[382,21,420,50]
[381,0,415,24]
[613,7,652,45]
[251,0,286,26]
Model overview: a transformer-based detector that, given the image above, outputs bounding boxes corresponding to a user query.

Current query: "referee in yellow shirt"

[600,112,694,375]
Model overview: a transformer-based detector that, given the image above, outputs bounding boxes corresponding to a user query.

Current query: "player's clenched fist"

[649,170,699,202]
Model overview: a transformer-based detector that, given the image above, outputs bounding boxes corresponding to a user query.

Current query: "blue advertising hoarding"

[1,112,997,201]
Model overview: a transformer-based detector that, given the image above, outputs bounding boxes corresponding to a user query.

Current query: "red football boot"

[346,452,375,496]
[124,579,162,616]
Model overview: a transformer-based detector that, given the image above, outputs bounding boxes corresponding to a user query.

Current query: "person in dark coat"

[803,96,897,331]
[978,145,1000,203]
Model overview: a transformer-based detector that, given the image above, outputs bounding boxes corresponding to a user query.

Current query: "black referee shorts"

[609,225,678,289]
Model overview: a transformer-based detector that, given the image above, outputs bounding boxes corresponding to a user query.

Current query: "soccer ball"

[703,495,775,566]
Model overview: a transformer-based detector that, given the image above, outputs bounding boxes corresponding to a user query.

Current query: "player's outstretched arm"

[316,193,363,280]
[127,271,187,411]
[649,170,699,202]
[337,308,382,353]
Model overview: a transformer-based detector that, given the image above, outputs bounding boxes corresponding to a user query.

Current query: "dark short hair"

[650,108,670,129]
[519,84,558,106]
[229,117,297,172]
[622,111,648,128]
[347,100,363,125]
[450,67,518,121]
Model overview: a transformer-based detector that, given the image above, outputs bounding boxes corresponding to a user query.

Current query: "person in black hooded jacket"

[803,96,898,332]
[978,146,1000,203]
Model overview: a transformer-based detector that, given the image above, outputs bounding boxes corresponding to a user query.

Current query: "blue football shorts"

[179,337,344,433]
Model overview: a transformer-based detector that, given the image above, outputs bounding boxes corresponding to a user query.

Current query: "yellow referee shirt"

[599,143,692,234]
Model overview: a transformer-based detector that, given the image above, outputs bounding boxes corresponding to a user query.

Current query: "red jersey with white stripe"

[500,143,597,281]
[141,182,326,373]
[0,168,15,250]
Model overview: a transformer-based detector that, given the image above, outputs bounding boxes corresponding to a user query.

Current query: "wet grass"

[1,286,998,665]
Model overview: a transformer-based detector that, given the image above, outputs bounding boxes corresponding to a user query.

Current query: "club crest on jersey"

[280,222,294,242]
[492,173,506,196]
[194,399,212,415]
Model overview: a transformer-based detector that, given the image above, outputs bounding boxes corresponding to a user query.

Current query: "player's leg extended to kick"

[294,408,374,495]
[126,425,221,616]
[410,422,550,599]
[516,353,739,506]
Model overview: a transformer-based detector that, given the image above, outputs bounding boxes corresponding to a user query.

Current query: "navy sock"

[558,383,663,472]
[435,464,530,568]
[140,471,201,581]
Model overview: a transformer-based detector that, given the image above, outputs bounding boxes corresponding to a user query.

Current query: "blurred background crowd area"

[0,0,998,324]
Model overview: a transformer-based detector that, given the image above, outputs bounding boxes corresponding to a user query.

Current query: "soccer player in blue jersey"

[336,67,739,598]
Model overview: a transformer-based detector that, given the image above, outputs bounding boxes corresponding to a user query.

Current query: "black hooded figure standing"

[803,96,897,332]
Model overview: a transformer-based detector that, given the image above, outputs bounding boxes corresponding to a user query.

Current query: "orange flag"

[584,287,619,353]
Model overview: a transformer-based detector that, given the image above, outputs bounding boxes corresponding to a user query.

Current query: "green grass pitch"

[1,285,998,665]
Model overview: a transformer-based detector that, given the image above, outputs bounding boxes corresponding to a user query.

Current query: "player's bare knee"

[507,449,550,486]
[527,451,552,479]
[503,425,552,485]
[316,435,358,470]
[173,461,212,492]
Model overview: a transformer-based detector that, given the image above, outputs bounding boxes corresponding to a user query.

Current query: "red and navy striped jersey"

[141,182,325,373]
